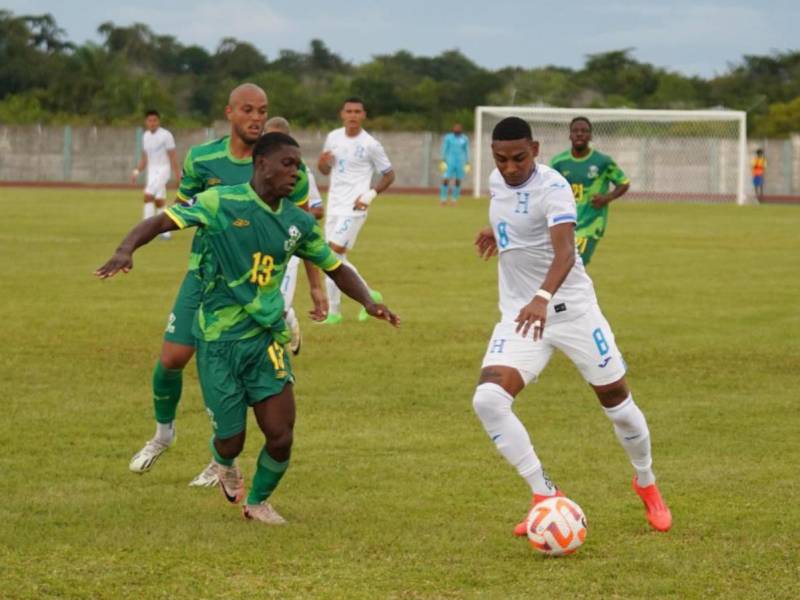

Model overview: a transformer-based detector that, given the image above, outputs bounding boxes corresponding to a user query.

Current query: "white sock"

[143,202,155,219]
[285,307,297,330]
[473,383,556,496]
[155,421,175,444]
[156,205,165,216]
[326,268,342,315]
[603,394,655,486]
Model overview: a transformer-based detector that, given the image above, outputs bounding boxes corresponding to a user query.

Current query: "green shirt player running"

[550,116,630,266]
[96,132,400,524]
[126,84,326,486]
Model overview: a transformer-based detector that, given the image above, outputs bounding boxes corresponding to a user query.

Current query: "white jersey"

[307,169,323,210]
[323,127,393,216]
[142,127,176,171]
[489,164,597,324]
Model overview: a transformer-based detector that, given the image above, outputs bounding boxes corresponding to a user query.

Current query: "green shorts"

[195,333,293,439]
[163,270,202,346]
[576,236,601,266]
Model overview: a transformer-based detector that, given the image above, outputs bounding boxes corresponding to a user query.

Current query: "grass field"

[1,187,798,599]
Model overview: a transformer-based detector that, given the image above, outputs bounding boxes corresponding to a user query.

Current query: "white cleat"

[129,437,174,473]
[243,502,287,525]
[188,461,219,487]
[217,463,245,504]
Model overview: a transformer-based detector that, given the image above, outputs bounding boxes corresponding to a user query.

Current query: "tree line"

[1,11,799,136]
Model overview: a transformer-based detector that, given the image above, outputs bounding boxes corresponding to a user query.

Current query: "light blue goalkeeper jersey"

[441,132,469,167]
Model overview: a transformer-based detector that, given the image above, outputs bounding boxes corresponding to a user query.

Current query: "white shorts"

[480,303,627,387]
[325,213,368,250]
[281,255,301,309]
[144,167,170,200]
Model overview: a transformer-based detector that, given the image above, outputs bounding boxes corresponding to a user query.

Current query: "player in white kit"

[472,117,671,535]
[317,97,395,324]
[131,110,180,237]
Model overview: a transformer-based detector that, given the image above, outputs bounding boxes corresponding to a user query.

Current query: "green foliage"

[2,190,799,598]
[0,10,799,134]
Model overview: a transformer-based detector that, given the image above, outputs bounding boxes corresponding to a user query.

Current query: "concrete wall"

[1,123,798,200]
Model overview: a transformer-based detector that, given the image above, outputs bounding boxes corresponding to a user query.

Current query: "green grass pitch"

[1,187,798,599]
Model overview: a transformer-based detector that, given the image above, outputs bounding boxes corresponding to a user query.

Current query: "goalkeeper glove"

[439,161,447,174]
[464,163,471,175]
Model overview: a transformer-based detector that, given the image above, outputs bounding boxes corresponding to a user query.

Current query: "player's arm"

[175,150,203,203]
[474,226,497,260]
[515,222,576,340]
[354,141,395,210]
[131,151,146,184]
[326,264,399,327]
[94,214,179,279]
[592,160,630,208]
[168,148,181,183]
[318,134,334,176]
[303,260,328,321]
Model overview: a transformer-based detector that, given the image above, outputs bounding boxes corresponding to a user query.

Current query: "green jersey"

[550,149,629,240]
[165,183,339,343]
[176,136,310,271]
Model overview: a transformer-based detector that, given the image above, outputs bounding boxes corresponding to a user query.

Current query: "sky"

[6,0,799,76]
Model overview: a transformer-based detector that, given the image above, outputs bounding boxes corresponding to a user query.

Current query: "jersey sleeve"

[287,162,310,207]
[177,150,204,201]
[369,139,393,174]
[322,132,334,152]
[165,189,220,230]
[295,222,342,271]
[165,130,176,151]
[464,137,470,163]
[604,157,629,186]
[543,180,578,228]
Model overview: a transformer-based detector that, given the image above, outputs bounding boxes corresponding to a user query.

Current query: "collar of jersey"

[503,166,538,190]
[569,148,595,163]
[246,183,285,214]
[224,136,254,165]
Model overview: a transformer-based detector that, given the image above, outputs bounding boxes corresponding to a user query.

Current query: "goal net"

[473,107,748,204]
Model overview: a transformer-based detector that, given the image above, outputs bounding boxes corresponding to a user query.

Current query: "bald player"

[128,83,278,485]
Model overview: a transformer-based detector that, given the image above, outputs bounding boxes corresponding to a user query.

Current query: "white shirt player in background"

[317,97,396,325]
[264,116,327,357]
[131,110,181,238]
[471,116,672,536]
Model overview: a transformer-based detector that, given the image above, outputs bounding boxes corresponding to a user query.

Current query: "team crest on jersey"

[284,225,301,251]
[232,218,250,228]
[588,165,599,179]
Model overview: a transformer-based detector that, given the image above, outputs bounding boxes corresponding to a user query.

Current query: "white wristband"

[358,188,378,207]
[132,168,140,177]
[535,289,552,302]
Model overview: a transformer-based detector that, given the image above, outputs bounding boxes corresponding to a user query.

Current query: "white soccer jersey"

[489,164,597,324]
[323,128,393,216]
[142,127,176,171]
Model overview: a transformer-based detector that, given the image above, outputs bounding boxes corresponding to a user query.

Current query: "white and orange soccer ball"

[526,496,587,556]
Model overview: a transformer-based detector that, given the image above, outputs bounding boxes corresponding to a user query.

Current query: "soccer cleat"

[217,463,245,504]
[289,316,302,355]
[129,436,174,473]
[513,489,566,537]
[319,313,343,325]
[632,477,672,532]
[358,290,383,322]
[242,502,287,525]
[188,461,219,487]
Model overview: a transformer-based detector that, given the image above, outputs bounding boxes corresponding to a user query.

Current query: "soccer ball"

[526,496,587,556]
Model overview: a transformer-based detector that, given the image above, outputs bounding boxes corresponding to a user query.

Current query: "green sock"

[209,435,235,467]
[153,361,182,424]
[246,447,289,505]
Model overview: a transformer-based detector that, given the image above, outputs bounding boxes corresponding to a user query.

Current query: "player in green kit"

[550,117,630,266]
[97,132,400,524]
[127,83,326,487]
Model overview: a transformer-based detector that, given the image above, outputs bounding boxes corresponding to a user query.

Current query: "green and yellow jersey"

[176,135,310,271]
[166,183,339,343]
[550,149,629,240]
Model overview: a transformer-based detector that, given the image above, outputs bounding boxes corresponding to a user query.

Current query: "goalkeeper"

[439,123,470,206]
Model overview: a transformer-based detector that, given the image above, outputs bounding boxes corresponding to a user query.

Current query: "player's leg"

[451,164,465,203]
[472,322,561,535]
[143,195,156,219]
[440,178,449,205]
[129,272,199,474]
[195,338,248,504]
[281,256,302,354]
[242,337,295,524]
[153,171,171,239]
[576,235,599,267]
[143,174,159,219]
[552,305,671,531]
[322,214,373,324]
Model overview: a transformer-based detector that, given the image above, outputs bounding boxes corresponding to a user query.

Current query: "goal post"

[473,107,748,205]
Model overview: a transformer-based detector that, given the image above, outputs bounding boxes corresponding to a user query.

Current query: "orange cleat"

[513,489,565,537]
[632,477,672,532]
